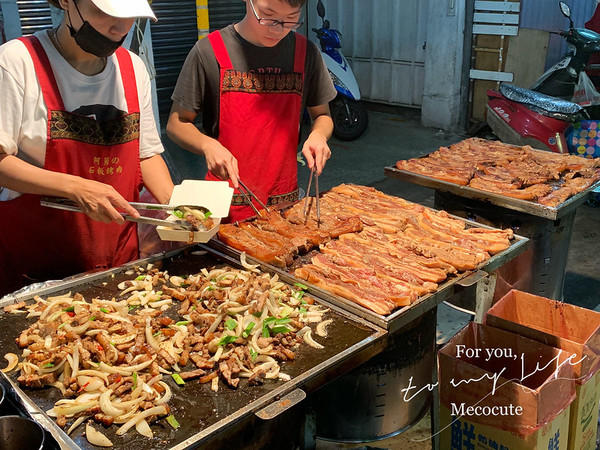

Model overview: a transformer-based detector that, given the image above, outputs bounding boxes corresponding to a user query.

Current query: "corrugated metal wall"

[150,0,245,124]
[16,0,51,35]
[519,0,596,69]
[150,0,198,123]
[306,0,427,107]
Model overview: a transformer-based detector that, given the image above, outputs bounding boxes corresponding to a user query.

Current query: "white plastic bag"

[572,71,600,106]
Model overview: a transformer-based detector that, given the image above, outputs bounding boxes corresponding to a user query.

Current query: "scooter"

[312,0,368,140]
[485,1,600,153]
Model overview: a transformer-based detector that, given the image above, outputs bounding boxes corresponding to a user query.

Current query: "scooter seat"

[499,83,583,116]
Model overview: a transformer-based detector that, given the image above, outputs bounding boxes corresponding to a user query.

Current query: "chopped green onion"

[153,331,162,338]
[263,317,277,325]
[175,320,190,327]
[132,372,138,390]
[99,308,109,313]
[110,342,115,347]
[301,299,308,305]
[249,348,258,361]
[204,210,213,219]
[89,316,96,321]
[173,209,184,219]
[43,362,54,368]
[262,325,271,338]
[166,414,180,430]
[218,335,237,346]
[57,322,67,329]
[271,326,291,335]
[299,307,307,315]
[242,322,255,338]
[294,282,308,290]
[62,306,75,312]
[171,373,185,386]
[275,318,291,325]
[225,319,238,330]
[135,275,145,281]
[128,305,139,311]
[293,291,304,300]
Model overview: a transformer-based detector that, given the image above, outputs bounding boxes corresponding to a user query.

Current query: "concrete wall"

[421,0,468,132]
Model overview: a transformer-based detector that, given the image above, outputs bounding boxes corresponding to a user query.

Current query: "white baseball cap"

[90,0,157,21]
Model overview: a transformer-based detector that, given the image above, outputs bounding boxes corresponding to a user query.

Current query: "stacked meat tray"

[213,183,527,330]
[0,249,385,449]
[387,137,600,220]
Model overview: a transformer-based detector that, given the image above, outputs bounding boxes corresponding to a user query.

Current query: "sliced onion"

[107,333,135,345]
[155,381,172,405]
[315,319,333,338]
[145,317,160,352]
[135,419,153,438]
[240,252,260,272]
[99,390,124,417]
[98,356,155,375]
[52,399,98,417]
[1,353,18,373]
[116,405,168,436]
[303,329,324,349]
[86,423,113,447]
[66,416,87,435]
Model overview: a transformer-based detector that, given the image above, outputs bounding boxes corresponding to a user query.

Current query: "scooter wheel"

[330,97,369,141]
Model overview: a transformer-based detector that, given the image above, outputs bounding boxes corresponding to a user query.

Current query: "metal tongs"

[238,179,269,217]
[40,197,198,231]
[302,169,320,226]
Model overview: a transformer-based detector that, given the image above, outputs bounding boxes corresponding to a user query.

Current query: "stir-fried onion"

[5,260,332,444]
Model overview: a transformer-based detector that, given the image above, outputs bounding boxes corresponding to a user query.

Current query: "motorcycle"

[312,0,368,140]
[485,1,600,153]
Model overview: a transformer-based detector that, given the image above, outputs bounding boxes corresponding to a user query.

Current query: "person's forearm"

[140,155,174,204]
[309,114,334,142]
[166,117,215,157]
[0,154,80,198]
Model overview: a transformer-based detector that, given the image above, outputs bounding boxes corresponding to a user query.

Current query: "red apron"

[0,36,141,296]
[206,30,306,222]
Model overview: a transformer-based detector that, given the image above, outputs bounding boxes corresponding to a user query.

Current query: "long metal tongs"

[238,179,270,217]
[40,197,195,231]
[302,169,320,226]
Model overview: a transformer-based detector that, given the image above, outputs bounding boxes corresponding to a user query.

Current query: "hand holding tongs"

[238,180,269,217]
[302,169,320,226]
[40,197,199,231]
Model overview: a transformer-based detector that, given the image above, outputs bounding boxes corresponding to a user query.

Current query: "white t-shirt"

[0,30,164,201]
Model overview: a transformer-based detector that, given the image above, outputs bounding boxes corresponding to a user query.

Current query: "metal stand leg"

[430,346,440,450]
[475,273,497,323]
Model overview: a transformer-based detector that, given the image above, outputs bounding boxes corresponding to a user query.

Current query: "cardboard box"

[486,290,600,450]
[440,403,570,450]
[439,322,575,449]
[157,180,233,243]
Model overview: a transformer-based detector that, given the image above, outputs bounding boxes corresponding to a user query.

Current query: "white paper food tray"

[157,180,233,243]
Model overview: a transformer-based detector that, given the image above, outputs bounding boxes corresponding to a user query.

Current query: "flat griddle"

[384,159,600,221]
[0,247,385,450]
[208,207,528,334]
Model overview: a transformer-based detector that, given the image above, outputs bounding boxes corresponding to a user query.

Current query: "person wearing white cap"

[0,0,174,297]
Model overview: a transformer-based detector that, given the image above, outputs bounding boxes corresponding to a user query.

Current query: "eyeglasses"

[249,0,304,29]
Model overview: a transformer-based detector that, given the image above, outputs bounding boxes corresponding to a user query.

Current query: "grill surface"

[0,247,385,450]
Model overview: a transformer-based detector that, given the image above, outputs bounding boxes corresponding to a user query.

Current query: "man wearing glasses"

[167,0,336,222]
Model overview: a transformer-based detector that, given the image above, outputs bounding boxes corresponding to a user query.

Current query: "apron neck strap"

[293,33,306,74]
[19,35,65,110]
[114,47,139,114]
[208,30,233,69]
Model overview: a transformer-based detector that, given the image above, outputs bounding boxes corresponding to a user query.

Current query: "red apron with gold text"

[206,30,306,222]
[0,36,142,296]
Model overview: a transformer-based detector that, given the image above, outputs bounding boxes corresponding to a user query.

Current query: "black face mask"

[67,2,125,58]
